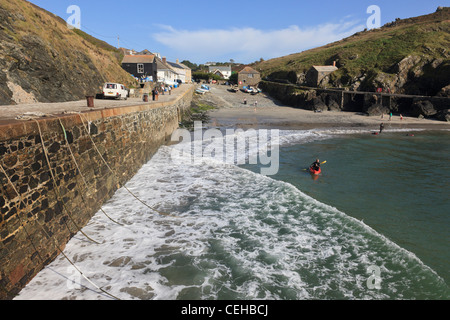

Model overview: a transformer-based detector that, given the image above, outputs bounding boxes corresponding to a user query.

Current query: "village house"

[238,66,261,88]
[208,65,232,79]
[155,56,179,85]
[305,63,338,87]
[121,54,157,82]
[168,59,192,83]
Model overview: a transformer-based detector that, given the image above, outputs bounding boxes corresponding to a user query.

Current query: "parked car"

[102,83,129,100]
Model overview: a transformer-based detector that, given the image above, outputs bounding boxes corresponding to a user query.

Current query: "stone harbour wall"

[0,86,194,299]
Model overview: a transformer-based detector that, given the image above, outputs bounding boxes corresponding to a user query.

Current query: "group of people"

[151,84,173,101]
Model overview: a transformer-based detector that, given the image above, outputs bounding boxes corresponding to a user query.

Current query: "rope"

[77,113,178,218]
[0,163,45,263]
[0,162,120,300]
[33,119,101,244]
[58,119,124,226]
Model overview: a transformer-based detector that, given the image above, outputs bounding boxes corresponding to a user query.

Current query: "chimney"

[163,57,166,64]
[333,61,336,67]
[176,59,179,64]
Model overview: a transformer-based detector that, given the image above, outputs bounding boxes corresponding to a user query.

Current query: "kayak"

[309,167,321,175]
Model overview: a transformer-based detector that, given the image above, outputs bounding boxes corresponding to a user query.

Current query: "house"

[168,59,192,83]
[208,65,232,79]
[305,64,338,87]
[121,54,157,82]
[178,62,192,84]
[155,57,179,85]
[238,66,261,88]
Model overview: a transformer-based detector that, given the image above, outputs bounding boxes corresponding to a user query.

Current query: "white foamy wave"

[15,143,448,300]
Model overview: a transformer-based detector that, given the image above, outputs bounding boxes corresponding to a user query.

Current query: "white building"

[168,59,190,83]
[208,65,232,79]
[155,56,179,85]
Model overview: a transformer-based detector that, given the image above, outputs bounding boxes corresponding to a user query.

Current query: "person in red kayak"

[310,159,321,172]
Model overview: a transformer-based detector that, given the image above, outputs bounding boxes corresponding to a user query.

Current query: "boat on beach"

[196,84,210,94]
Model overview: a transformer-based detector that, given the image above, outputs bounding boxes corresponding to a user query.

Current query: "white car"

[102,83,129,100]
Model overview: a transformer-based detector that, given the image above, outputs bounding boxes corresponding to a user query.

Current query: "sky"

[28,0,446,64]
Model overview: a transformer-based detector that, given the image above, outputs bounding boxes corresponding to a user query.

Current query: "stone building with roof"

[238,66,261,88]
[305,64,338,87]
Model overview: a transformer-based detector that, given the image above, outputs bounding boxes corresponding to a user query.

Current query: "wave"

[15,129,449,300]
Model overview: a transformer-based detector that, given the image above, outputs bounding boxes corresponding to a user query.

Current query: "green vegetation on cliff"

[255,7,450,96]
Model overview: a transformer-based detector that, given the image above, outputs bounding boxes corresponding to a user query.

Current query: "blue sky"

[29,0,445,64]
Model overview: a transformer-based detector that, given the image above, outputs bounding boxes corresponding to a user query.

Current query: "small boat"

[196,89,207,94]
[309,166,321,175]
[228,86,239,93]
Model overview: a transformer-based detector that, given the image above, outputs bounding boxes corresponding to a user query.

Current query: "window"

[248,74,253,78]
[137,64,144,73]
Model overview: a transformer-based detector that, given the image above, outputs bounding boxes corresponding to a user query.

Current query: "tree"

[229,72,238,84]
[181,60,199,71]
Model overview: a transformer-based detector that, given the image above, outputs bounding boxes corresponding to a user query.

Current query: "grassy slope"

[254,8,450,92]
[2,0,134,87]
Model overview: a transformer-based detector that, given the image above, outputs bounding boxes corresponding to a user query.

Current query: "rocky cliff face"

[333,54,450,96]
[0,0,134,105]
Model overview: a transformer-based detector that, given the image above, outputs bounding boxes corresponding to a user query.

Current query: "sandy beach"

[202,84,449,131]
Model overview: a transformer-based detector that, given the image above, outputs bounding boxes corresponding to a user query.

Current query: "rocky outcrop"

[317,55,450,97]
[437,109,450,121]
[410,100,437,117]
[0,0,134,105]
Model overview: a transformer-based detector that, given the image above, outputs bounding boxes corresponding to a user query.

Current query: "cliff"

[255,7,450,97]
[0,0,135,105]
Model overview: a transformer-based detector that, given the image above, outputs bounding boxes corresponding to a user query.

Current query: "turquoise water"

[16,128,450,300]
[243,129,450,289]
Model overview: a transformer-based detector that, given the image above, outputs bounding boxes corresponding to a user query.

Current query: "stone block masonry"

[0,85,194,299]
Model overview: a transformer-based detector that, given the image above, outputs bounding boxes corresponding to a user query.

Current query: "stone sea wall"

[0,86,193,299]
[259,81,450,121]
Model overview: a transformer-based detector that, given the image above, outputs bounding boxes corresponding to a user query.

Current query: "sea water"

[15,128,450,300]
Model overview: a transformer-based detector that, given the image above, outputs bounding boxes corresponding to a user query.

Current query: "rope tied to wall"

[77,113,179,219]
[33,119,101,244]
[58,118,124,226]
[0,162,120,300]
